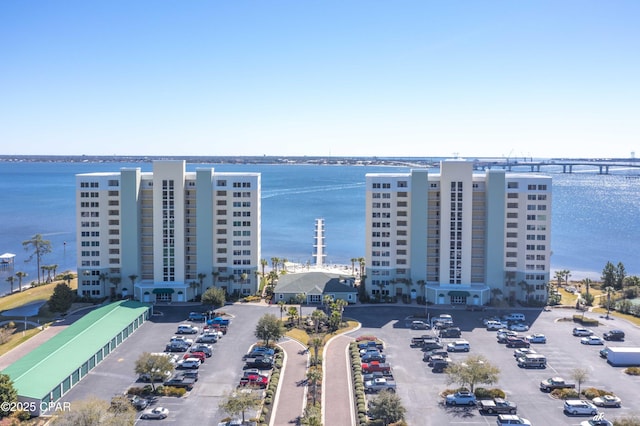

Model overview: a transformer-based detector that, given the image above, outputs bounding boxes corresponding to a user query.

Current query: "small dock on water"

[0,253,16,270]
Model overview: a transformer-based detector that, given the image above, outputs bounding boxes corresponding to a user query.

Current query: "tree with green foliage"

[615,262,626,291]
[602,261,616,290]
[134,352,174,391]
[277,300,286,321]
[202,286,226,309]
[0,374,18,418]
[218,390,262,424]
[310,309,327,334]
[367,389,406,426]
[15,271,27,292]
[48,283,75,313]
[22,233,53,285]
[603,286,616,319]
[5,276,15,294]
[254,313,285,346]
[445,354,500,392]
[306,367,322,405]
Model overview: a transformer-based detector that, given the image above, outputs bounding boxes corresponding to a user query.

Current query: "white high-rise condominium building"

[76,160,261,302]
[365,158,552,306]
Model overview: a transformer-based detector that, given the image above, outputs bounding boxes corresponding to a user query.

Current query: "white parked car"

[141,406,169,419]
[592,394,622,407]
[176,324,199,334]
[573,327,594,337]
[513,348,537,358]
[526,333,547,343]
[496,414,532,425]
[581,336,604,345]
[170,336,194,345]
[508,323,530,332]
[176,358,201,369]
[486,320,506,330]
[563,400,598,416]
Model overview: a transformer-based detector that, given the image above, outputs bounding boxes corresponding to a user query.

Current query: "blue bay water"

[0,161,639,295]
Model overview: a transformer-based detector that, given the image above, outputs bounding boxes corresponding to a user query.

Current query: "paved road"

[271,339,309,426]
[323,333,356,426]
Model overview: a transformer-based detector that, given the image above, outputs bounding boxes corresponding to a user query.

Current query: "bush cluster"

[474,388,506,399]
[624,366,640,376]
[581,387,612,399]
[572,315,599,325]
[161,386,187,397]
[550,388,579,399]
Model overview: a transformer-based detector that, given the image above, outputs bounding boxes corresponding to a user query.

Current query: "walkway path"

[322,333,355,426]
[271,338,309,426]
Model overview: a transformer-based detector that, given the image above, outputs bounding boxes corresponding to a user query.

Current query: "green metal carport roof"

[2,300,149,399]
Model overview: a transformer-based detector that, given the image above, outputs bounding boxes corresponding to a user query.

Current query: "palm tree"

[604,286,615,319]
[294,293,306,324]
[333,299,348,325]
[323,295,334,315]
[238,273,248,296]
[212,269,219,287]
[6,276,15,294]
[306,368,322,406]
[128,274,138,291]
[108,275,121,300]
[189,281,199,300]
[62,272,75,286]
[260,259,268,277]
[197,273,207,297]
[417,279,426,303]
[287,306,299,324]
[350,258,357,276]
[308,336,323,367]
[280,258,288,273]
[271,257,279,274]
[99,272,109,297]
[310,310,326,334]
[15,271,27,292]
[51,264,58,280]
[490,288,503,305]
[554,270,564,287]
[358,257,366,278]
[22,233,53,285]
[277,301,286,321]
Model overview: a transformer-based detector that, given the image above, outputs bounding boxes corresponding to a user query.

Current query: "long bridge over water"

[472,159,640,174]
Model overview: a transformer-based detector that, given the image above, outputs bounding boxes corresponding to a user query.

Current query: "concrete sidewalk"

[322,333,356,426]
[271,339,309,426]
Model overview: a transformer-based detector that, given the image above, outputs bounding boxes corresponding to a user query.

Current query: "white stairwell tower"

[313,218,326,267]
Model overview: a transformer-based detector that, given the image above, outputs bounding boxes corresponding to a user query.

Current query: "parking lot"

[58,303,273,424]
[345,304,640,426]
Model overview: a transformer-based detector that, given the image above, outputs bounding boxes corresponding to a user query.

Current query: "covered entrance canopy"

[426,284,490,306]
[152,288,175,294]
[135,282,188,303]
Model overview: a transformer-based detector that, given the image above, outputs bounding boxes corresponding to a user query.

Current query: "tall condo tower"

[313,218,326,267]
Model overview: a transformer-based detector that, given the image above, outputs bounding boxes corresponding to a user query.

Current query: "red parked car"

[239,373,269,388]
[184,351,206,363]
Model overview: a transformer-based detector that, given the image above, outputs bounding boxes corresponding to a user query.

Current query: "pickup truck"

[477,398,517,414]
[410,335,439,348]
[164,375,196,390]
[358,340,384,351]
[361,361,391,374]
[539,377,575,392]
[364,377,396,393]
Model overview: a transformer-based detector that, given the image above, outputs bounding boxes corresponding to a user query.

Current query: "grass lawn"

[0,278,78,357]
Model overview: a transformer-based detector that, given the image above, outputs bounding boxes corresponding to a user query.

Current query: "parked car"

[361,352,386,363]
[128,395,149,410]
[245,346,275,357]
[431,358,451,373]
[141,407,169,419]
[176,358,200,369]
[445,390,476,406]
[580,418,613,426]
[496,414,532,425]
[183,351,206,363]
[508,323,529,332]
[196,333,219,344]
[170,336,194,345]
[188,312,205,321]
[190,344,213,357]
[563,400,598,415]
[603,329,625,341]
[423,349,448,362]
[446,340,470,352]
[176,324,199,334]
[592,395,622,407]
[477,398,517,414]
[239,373,269,388]
[513,348,537,358]
[497,330,519,343]
[486,320,507,330]
[165,342,189,352]
[581,336,604,345]
[573,327,594,337]
[526,333,547,344]
[506,337,530,348]
[410,320,430,330]
[439,327,462,338]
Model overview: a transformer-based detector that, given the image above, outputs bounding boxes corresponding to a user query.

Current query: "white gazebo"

[0,253,16,270]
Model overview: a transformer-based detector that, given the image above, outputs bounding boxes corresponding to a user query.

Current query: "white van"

[503,313,526,322]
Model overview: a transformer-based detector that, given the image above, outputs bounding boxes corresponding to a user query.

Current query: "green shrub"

[581,387,610,399]
[264,397,272,405]
[162,386,187,397]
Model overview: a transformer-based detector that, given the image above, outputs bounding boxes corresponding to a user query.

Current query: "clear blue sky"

[1,1,638,159]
